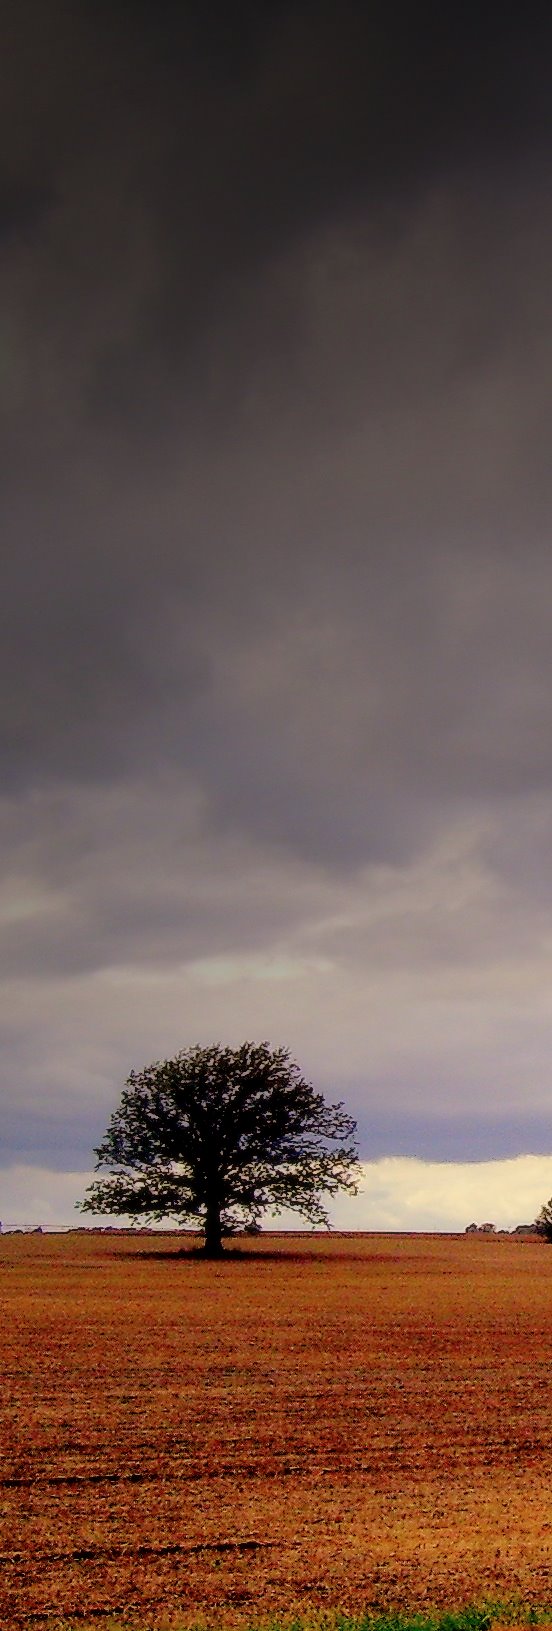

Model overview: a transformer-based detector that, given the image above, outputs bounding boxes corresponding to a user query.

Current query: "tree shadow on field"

[112,1245,321,1263]
[110,1244,393,1264]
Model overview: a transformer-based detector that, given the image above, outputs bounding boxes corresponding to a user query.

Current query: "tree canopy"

[79,1041,360,1255]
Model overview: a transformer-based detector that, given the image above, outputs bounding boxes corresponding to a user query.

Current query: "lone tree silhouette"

[79,1041,360,1256]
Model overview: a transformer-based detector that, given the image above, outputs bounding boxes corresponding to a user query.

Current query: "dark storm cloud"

[0,776,334,976]
[4,182,552,859]
[3,0,552,1183]
[4,0,550,427]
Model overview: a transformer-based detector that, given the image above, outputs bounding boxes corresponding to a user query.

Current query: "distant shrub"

[535,1198,552,1240]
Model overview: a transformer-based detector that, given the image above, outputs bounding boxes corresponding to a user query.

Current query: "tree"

[78,1041,360,1257]
[535,1198,552,1241]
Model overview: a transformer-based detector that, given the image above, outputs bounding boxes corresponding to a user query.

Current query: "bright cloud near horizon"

[2,1155,552,1236]
[3,4,552,1231]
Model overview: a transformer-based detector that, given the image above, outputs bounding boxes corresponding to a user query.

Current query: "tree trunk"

[203,1200,224,1258]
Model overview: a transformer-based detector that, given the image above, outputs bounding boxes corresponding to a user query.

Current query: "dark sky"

[3,1,552,1215]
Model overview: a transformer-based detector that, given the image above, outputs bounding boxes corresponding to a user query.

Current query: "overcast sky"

[3,1,552,1229]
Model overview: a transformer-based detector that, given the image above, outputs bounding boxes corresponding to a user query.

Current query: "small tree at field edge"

[536,1197,552,1241]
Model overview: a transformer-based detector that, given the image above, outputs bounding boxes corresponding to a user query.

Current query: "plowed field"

[2,1230,552,1630]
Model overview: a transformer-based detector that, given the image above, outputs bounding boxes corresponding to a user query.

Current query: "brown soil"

[2,1230,552,1629]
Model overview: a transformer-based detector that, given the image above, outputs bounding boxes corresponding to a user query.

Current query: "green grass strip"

[42,1600,552,1631]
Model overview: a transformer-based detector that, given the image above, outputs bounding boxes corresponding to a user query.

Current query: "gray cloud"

[2,1,552,1181]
